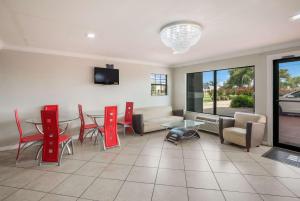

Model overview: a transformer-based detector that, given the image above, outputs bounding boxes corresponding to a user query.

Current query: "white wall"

[172,46,300,145]
[0,50,172,147]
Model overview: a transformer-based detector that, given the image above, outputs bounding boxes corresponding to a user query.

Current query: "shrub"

[230,95,254,108]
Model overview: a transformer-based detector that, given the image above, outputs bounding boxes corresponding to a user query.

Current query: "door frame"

[273,57,300,152]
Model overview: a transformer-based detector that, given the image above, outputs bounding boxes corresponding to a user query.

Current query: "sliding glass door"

[274,57,300,152]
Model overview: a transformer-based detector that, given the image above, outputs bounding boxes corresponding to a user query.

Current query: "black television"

[94,67,119,85]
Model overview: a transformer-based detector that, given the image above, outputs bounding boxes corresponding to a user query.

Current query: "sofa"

[219,112,267,152]
[132,106,184,134]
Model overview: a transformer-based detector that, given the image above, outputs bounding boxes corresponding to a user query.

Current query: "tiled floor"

[0,130,300,201]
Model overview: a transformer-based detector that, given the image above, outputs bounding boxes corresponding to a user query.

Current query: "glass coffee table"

[161,120,204,145]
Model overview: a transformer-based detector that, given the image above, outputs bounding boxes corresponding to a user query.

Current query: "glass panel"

[278,60,300,148]
[203,71,214,114]
[186,71,214,113]
[216,67,254,116]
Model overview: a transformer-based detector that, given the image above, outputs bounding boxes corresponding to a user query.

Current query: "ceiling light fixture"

[160,21,202,54]
[290,13,300,21]
[86,32,96,39]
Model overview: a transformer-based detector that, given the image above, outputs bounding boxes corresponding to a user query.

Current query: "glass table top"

[26,115,79,125]
[161,120,204,129]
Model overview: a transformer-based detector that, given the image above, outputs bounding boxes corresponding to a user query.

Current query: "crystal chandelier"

[160,21,202,54]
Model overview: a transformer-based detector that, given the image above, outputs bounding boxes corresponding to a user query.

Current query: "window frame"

[186,65,255,117]
[151,73,168,96]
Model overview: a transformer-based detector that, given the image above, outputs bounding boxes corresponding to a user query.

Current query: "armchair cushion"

[223,127,246,146]
[234,112,266,129]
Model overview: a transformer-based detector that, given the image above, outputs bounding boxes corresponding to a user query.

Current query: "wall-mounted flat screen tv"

[94,67,119,85]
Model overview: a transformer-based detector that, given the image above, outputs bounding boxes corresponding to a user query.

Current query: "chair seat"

[84,124,98,129]
[21,133,43,143]
[118,121,132,125]
[223,127,246,146]
[59,134,71,143]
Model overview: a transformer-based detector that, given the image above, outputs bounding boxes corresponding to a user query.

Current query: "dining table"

[26,115,79,134]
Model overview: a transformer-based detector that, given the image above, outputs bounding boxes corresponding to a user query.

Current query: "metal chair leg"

[59,139,71,166]
[35,144,43,160]
[130,126,136,135]
[70,139,74,155]
[16,143,21,161]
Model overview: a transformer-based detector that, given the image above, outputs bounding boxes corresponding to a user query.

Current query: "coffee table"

[161,120,204,144]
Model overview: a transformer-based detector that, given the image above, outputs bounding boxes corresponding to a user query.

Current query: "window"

[151,74,167,96]
[186,66,255,117]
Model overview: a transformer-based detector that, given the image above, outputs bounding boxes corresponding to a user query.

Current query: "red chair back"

[104,106,119,148]
[44,105,58,111]
[78,104,85,143]
[41,110,59,163]
[14,109,23,139]
[124,102,134,124]
[78,104,85,126]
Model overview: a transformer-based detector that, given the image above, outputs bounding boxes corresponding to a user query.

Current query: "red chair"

[78,104,98,143]
[118,102,135,135]
[40,110,73,165]
[96,106,120,150]
[43,105,58,112]
[14,109,43,161]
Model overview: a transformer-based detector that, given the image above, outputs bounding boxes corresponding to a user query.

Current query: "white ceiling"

[0,0,300,67]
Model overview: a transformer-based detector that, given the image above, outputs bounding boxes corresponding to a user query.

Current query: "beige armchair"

[219,112,266,152]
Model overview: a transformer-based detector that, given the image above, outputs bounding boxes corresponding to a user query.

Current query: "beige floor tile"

[234,161,269,176]
[121,147,142,154]
[0,166,23,182]
[209,160,240,173]
[260,163,300,178]
[152,185,188,201]
[225,152,255,162]
[261,195,300,201]
[112,154,138,165]
[245,175,294,196]
[115,181,154,201]
[40,194,77,201]
[81,178,123,201]
[0,186,17,200]
[25,171,70,192]
[182,150,206,159]
[140,148,162,157]
[90,152,117,163]
[163,142,182,150]
[156,169,186,187]
[64,151,96,161]
[0,169,45,188]
[51,175,94,197]
[74,161,107,177]
[100,164,132,180]
[3,189,45,201]
[204,151,229,161]
[127,166,157,183]
[36,160,86,174]
[277,177,300,197]
[215,173,255,193]
[188,188,225,201]
[186,171,219,189]
[159,158,184,169]
[135,155,160,167]
[184,159,211,171]
[223,191,262,201]
[161,149,183,159]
